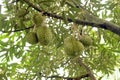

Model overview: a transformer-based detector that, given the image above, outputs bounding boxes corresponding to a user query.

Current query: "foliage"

[0,0,120,80]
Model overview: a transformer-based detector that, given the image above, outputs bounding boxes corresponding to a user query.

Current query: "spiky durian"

[26,32,38,44]
[36,26,52,45]
[64,36,84,57]
[32,13,45,26]
[79,35,92,46]
[16,9,27,17]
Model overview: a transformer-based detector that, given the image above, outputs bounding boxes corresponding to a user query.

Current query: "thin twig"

[77,58,96,80]
[1,26,33,33]
[40,73,89,80]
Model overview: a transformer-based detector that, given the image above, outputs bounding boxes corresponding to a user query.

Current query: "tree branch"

[40,73,89,80]
[1,26,33,33]
[77,58,96,80]
[23,0,120,36]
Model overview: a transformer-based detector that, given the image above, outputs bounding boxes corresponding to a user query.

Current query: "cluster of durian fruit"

[64,34,92,57]
[25,11,92,57]
[26,13,53,46]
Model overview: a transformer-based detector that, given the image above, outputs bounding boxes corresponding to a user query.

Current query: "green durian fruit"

[26,32,38,44]
[36,26,52,45]
[32,13,45,26]
[64,36,84,57]
[79,35,93,46]
[16,9,26,17]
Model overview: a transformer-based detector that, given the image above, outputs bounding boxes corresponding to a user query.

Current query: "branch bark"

[77,58,96,80]
[23,0,120,36]
[40,73,89,80]
[1,25,33,33]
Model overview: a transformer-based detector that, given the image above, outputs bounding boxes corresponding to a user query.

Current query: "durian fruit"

[64,36,84,57]
[79,35,92,46]
[16,9,27,17]
[17,18,26,29]
[32,13,45,26]
[26,32,38,44]
[36,26,53,46]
